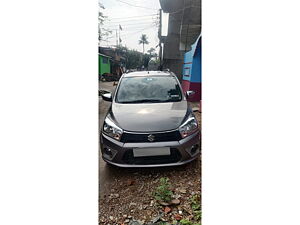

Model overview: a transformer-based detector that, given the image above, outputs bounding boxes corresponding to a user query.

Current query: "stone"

[161,217,167,222]
[164,207,172,214]
[129,220,141,225]
[129,202,137,208]
[171,199,180,205]
[179,189,187,194]
[158,200,170,206]
[110,193,120,199]
[174,214,182,221]
[126,179,135,186]
[152,214,162,223]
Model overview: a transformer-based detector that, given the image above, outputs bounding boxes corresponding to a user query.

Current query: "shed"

[99,53,111,77]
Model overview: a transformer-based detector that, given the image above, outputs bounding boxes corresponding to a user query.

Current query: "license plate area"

[133,147,171,157]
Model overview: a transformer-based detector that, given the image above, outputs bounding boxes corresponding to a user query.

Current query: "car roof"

[122,71,174,78]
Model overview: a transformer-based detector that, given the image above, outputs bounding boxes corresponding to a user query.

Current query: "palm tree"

[138,34,149,54]
[147,47,155,56]
[147,47,158,59]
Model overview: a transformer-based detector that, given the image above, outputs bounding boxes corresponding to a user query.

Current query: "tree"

[147,47,156,55]
[99,3,112,44]
[138,34,149,54]
[126,50,143,69]
[147,47,158,59]
[117,46,143,69]
[142,54,151,70]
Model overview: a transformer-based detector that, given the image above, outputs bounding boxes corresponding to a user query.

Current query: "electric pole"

[159,9,163,70]
[118,25,121,47]
[116,29,118,47]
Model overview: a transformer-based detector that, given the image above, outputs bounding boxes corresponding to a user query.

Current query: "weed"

[179,219,201,225]
[180,219,192,225]
[154,177,173,202]
[190,194,201,222]
[190,194,201,210]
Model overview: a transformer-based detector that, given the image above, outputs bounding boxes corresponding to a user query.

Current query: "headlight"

[179,114,198,138]
[102,117,123,141]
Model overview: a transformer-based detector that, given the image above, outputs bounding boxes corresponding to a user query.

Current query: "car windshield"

[116,75,183,103]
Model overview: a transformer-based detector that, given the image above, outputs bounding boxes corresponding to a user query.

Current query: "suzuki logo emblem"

[148,134,155,142]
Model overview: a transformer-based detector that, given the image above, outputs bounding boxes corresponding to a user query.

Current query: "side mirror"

[186,90,195,98]
[102,92,112,102]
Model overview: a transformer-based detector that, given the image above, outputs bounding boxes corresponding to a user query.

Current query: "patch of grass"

[180,219,192,225]
[179,219,201,225]
[153,177,173,202]
[190,194,201,221]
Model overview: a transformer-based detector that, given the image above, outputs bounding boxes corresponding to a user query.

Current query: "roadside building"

[182,35,201,102]
[99,53,111,78]
[159,0,201,108]
[159,0,201,80]
[99,47,126,80]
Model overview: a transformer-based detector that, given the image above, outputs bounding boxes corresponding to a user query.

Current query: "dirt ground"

[99,157,201,225]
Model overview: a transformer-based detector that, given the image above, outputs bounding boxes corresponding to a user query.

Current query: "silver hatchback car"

[100,71,200,167]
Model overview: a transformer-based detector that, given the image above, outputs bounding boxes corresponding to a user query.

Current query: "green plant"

[179,219,201,225]
[190,194,201,221]
[138,34,149,54]
[180,219,192,225]
[194,210,201,221]
[154,177,173,202]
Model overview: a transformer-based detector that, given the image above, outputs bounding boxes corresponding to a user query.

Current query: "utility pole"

[116,29,118,47]
[118,24,122,47]
[159,9,163,70]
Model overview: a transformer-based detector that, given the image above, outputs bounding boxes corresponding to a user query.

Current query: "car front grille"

[122,148,182,165]
[120,130,182,143]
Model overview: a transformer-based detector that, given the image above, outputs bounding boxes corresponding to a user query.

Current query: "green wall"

[99,55,111,75]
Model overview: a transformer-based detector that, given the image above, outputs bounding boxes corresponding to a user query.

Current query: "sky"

[100,0,161,54]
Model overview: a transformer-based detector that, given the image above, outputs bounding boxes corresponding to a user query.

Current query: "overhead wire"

[102,22,157,28]
[107,20,156,25]
[106,27,157,32]
[108,14,158,21]
[105,21,156,27]
[99,2,159,48]
[121,25,156,38]
[108,19,156,24]
[113,0,159,10]
[107,19,158,25]
[103,26,157,31]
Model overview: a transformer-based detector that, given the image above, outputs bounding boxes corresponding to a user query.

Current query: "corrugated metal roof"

[98,53,111,58]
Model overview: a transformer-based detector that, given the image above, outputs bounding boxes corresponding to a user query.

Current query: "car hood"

[110,101,188,132]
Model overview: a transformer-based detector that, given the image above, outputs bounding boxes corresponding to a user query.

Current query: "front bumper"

[100,131,201,168]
